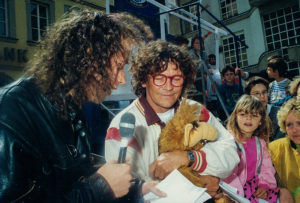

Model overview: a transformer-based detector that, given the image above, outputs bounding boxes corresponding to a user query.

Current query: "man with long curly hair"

[105,40,239,200]
[0,10,164,202]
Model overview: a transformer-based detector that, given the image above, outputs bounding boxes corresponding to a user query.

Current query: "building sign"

[0,47,28,63]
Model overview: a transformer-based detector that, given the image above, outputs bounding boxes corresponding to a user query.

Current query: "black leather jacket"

[0,78,116,202]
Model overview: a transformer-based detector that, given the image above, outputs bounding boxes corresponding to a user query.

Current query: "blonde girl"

[223,95,279,203]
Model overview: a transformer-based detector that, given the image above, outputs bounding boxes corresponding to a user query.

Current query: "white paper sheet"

[144,169,211,203]
[219,180,250,203]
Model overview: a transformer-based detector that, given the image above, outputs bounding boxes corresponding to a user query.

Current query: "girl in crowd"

[223,95,280,202]
[270,98,300,202]
[244,76,285,141]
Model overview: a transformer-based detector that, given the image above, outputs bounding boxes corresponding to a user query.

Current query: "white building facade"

[170,0,300,76]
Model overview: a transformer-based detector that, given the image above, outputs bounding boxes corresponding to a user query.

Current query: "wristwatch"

[187,151,195,167]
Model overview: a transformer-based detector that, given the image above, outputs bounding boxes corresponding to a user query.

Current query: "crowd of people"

[173,35,300,202]
[170,35,300,202]
[0,9,299,203]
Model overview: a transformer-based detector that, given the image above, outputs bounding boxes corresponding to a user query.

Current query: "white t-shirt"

[157,108,174,124]
[207,65,221,101]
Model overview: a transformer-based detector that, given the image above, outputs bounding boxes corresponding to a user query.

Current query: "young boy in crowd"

[217,66,243,121]
[267,56,291,104]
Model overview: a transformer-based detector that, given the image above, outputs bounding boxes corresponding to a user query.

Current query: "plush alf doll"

[158,98,218,186]
[158,99,232,203]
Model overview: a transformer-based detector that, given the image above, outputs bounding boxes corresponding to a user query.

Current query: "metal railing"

[158,1,248,118]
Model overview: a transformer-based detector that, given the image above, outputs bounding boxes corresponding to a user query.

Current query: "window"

[182,3,204,33]
[263,5,300,74]
[0,0,16,41]
[263,5,300,51]
[281,47,300,76]
[30,2,49,41]
[180,2,197,34]
[0,0,7,36]
[26,0,54,43]
[222,33,248,68]
[220,0,238,20]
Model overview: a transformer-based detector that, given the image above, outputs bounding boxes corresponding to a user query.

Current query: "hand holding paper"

[142,181,166,197]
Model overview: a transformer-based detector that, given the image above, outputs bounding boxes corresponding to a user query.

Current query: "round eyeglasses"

[251,90,268,98]
[151,74,185,87]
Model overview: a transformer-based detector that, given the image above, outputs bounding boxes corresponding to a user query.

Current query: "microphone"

[118,112,136,163]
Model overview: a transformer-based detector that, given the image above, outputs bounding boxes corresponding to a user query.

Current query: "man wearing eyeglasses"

[105,40,239,200]
[244,76,285,141]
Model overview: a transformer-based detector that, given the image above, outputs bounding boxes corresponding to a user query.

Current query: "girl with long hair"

[223,95,279,202]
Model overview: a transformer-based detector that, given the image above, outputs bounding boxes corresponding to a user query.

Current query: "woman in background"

[270,98,300,202]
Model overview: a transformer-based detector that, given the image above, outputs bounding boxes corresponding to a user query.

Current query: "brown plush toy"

[158,99,232,203]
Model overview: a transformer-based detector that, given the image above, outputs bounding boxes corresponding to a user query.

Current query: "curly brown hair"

[129,40,197,98]
[25,10,153,119]
[227,95,271,144]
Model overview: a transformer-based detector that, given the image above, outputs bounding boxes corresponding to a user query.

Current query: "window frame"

[26,0,54,44]
[0,0,8,36]
[219,0,238,20]
[262,5,300,51]
[0,0,16,42]
[221,33,248,68]
[262,5,300,74]
[30,2,49,42]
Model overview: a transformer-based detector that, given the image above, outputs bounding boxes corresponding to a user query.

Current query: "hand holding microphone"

[97,160,132,198]
[98,112,135,198]
[111,112,167,199]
